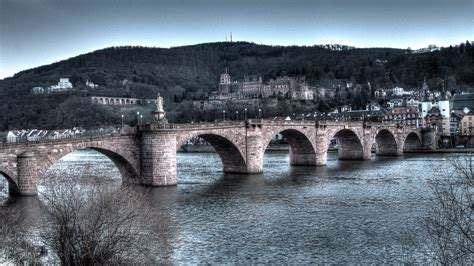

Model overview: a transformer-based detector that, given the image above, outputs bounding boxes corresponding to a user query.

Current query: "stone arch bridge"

[0,120,436,196]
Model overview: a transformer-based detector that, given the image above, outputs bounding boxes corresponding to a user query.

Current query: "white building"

[392,87,404,96]
[31,87,45,94]
[406,98,419,108]
[27,130,48,141]
[47,78,73,93]
[58,78,73,89]
[86,80,98,88]
[388,98,404,109]
[366,101,381,111]
[421,82,450,135]
[374,89,387,99]
[91,96,157,106]
[6,131,23,143]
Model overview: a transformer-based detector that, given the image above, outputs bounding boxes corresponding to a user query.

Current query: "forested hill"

[0,41,473,131]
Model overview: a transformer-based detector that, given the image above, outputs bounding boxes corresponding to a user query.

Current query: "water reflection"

[0,149,458,263]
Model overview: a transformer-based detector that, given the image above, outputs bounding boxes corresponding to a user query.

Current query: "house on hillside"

[6,130,28,143]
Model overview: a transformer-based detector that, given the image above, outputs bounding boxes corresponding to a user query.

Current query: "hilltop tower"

[219,68,231,94]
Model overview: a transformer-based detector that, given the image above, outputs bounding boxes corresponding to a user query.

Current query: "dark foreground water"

[0,150,460,263]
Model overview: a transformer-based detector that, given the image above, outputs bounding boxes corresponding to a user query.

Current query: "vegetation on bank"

[0,41,472,131]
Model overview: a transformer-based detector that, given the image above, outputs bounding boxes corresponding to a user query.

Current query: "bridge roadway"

[0,119,436,196]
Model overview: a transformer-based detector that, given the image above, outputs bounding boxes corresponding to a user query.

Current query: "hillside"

[0,41,473,131]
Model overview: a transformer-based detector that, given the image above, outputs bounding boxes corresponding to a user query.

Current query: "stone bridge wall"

[0,121,431,196]
[0,135,140,195]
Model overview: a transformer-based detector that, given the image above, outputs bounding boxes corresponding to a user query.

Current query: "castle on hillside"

[210,70,315,101]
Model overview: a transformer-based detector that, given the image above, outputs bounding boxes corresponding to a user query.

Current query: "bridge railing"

[138,121,246,131]
[1,119,420,146]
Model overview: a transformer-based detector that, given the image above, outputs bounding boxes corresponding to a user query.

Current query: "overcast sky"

[0,0,473,79]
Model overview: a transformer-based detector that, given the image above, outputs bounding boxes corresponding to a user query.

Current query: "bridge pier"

[421,128,437,150]
[396,146,404,156]
[139,131,177,186]
[245,126,264,174]
[363,144,372,160]
[12,152,40,196]
[315,140,328,166]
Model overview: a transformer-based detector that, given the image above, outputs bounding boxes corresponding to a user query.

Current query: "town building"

[86,80,98,88]
[438,90,451,136]
[383,107,421,127]
[340,105,352,112]
[31,87,44,94]
[450,92,474,112]
[425,107,444,134]
[6,130,28,143]
[26,130,49,142]
[419,80,450,135]
[366,101,381,111]
[406,98,419,108]
[450,110,465,135]
[328,109,384,122]
[460,112,474,136]
[5,128,104,143]
[374,89,387,99]
[388,98,404,109]
[392,86,404,96]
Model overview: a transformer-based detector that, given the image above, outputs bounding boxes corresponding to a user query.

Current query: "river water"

[0,149,458,263]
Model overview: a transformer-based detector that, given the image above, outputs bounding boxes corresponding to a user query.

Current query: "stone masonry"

[0,120,433,196]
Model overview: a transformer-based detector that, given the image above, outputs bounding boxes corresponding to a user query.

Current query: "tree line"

[0,41,472,130]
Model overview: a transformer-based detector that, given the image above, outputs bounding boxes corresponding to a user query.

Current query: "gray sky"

[0,0,473,79]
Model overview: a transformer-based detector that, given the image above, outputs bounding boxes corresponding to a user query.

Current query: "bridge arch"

[330,129,364,160]
[38,144,140,184]
[373,129,399,156]
[176,133,247,173]
[403,132,422,152]
[262,128,317,166]
[0,166,19,193]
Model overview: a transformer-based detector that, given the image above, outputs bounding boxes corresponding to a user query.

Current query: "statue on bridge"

[153,93,168,124]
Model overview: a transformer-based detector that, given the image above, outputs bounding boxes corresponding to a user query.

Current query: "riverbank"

[405,148,474,153]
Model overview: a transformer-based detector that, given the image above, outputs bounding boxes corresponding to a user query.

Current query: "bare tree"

[427,154,474,264]
[0,206,41,265]
[39,183,158,265]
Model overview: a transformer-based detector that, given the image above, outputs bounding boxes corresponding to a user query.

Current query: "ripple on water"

[0,150,460,263]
